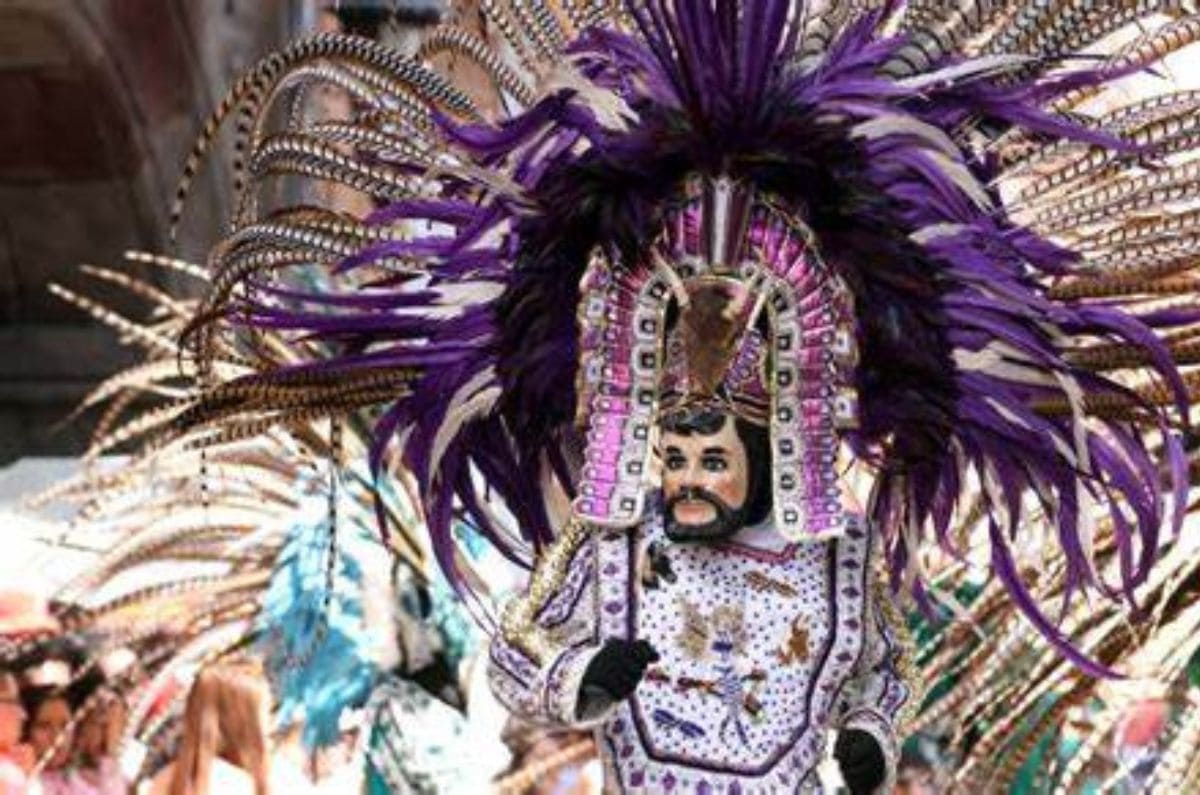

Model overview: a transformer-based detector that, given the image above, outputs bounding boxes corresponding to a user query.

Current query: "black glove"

[578,639,659,715]
[834,729,886,795]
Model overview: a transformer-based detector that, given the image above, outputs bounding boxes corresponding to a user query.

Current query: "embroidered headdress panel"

[574,178,857,539]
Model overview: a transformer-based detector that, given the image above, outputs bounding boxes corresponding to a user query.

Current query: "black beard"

[664,487,746,543]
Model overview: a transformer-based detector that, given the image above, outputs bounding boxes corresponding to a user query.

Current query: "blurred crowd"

[1,591,132,795]
[0,587,376,795]
[0,593,350,795]
[0,584,606,795]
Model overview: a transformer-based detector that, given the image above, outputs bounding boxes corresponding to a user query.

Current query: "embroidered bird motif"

[744,570,798,598]
[676,601,746,661]
[777,616,810,665]
[677,599,711,659]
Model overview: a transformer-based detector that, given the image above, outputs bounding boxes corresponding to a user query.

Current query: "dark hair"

[20,685,71,742]
[660,408,773,526]
[66,667,105,711]
[9,635,86,673]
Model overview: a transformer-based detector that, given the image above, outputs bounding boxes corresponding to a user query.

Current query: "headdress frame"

[572,179,859,541]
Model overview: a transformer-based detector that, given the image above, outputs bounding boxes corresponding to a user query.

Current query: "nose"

[678,461,704,491]
[681,463,705,494]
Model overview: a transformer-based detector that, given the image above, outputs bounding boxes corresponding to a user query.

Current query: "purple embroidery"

[543,643,591,719]
[538,559,594,627]
[652,708,706,739]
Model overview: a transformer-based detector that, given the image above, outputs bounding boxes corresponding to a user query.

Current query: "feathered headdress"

[171,1,1199,670]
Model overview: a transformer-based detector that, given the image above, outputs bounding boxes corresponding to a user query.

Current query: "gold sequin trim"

[500,515,592,665]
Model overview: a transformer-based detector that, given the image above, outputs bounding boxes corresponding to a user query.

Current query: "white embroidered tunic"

[488,511,909,794]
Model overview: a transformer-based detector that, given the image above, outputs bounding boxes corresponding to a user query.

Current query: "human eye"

[702,456,727,472]
[665,454,686,471]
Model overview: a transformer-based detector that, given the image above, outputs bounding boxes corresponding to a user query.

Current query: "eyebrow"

[702,447,727,455]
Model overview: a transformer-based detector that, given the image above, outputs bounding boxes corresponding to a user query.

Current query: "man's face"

[30,697,71,769]
[0,674,23,750]
[661,413,750,542]
[75,704,109,764]
[897,767,936,795]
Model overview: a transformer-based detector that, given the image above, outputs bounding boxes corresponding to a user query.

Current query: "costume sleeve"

[487,533,615,728]
[834,578,914,794]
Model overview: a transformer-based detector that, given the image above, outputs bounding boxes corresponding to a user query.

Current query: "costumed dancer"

[143,0,1200,791]
[487,182,913,793]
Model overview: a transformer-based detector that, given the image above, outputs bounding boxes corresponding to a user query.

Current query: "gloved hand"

[577,638,659,716]
[834,729,886,795]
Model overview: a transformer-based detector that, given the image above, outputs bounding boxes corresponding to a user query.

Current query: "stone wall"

[0,0,306,462]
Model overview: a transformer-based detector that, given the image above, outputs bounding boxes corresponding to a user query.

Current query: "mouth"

[669,498,717,524]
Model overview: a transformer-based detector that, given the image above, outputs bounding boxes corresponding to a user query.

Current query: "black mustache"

[666,486,725,511]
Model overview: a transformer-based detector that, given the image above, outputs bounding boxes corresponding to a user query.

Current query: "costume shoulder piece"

[167,0,1197,667]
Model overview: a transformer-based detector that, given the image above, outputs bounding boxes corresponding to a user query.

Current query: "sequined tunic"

[488,511,908,794]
